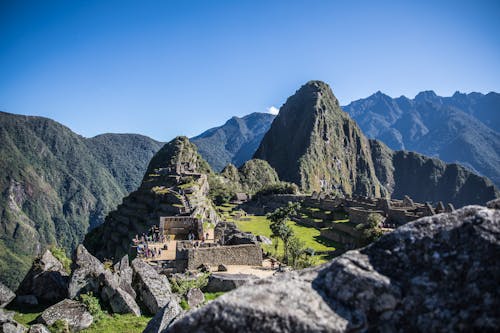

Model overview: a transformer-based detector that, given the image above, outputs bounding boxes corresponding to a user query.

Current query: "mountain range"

[254,81,498,206]
[0,111,162,288]
[343,90,500,187]
[191,112,275,172]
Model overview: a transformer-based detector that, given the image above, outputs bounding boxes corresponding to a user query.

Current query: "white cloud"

[267,106,279,115]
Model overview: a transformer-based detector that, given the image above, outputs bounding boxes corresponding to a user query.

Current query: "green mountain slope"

[254,81,499,206]
[191,112,275,171]
[0,112,161,288]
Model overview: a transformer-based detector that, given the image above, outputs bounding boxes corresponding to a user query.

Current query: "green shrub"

[49,319,70,333]
[356,213,384,246]
[170,273,210,297]
[80,292,105,322]
[49,246,72,273]
[254,182,299,198]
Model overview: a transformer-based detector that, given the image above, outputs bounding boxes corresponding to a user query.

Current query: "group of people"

[187,231,211,248]
[132,225,168,259]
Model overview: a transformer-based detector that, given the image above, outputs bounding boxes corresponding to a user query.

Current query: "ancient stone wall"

[347,207,384,225]
[185,244,262,270]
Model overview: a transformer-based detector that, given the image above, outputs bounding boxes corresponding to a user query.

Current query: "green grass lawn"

[235,214,339,264]
[81,314,152,333]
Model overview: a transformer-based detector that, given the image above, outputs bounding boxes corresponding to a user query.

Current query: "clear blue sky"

[1,0,499,141]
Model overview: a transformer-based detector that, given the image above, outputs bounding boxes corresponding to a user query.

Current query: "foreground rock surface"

[142,299,183,333]
[37,299,93,331]
[16,250,69,305]
[131,258,177,314]
[205,273,258,292]
[0,308,26,333]
[0,282,15,308]
[167,205,500,332]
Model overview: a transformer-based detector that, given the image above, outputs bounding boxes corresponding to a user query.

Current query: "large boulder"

[131,258,177,314]
[37,299,93,332]
[28,324,50,333]
[114,255,136,299]
[0,308,26,333]
[142,299,183,333]
[68,245,105,299]
[224,232,258,246]
[186,288,204,308]
[0,282,15,308]
[99,270,141,316]
[16,250,69,304]
[205,273,258,292]
[167,205,500,332]
[68,245,140,316]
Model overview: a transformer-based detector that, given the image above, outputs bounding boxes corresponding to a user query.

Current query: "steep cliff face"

[254,81,383,197]
[254,81,498,206]
[369,139,499,207]
[84,136,218,260]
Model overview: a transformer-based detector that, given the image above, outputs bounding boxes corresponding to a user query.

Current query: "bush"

[356,213,384,246]
[169,273,210,297]
[254,182,299,199]
[80,292,105,322]
[49,246,72,273]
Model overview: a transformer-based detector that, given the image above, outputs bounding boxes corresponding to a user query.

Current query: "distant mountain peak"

[415,90,438,101]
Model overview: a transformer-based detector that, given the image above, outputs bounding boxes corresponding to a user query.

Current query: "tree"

[355,213,384,246]
[268,202,301,263]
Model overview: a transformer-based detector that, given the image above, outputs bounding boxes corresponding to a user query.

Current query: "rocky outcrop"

[37,299,93,332]
[131,258,177,314]
[142,299,183,333]
[114,255,136,299]
[0,308,26,333]
[68,245,140,316]
[167,204,500,332]
[0,282,15,308]
[205,274,258,293]
[186,288,204,308]
[28,324,50,333]
[16,250,69,305]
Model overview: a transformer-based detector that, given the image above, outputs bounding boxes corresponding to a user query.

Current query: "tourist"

[205,232,209,240]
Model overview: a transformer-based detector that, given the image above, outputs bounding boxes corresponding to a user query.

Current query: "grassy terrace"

[216,203,341,264]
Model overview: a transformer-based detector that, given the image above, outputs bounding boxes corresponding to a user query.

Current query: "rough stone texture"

[186,244,262,270]
[217,264,228,272]
[205,274,258,293]
[131,258,176,314]
[0,282,15,308]
[142,299,183,333]
[68,245,105,299]
[225,233,258,245]
[28,324,50,333]
[114,255,136,299]
[99,270,141,316]
[68,245,140,316]
[487,198,500,209]
[186,288,204,308]
[0,308,26,333]
[38,299,93,332]
[168,205,500,332]
[16,250,69,304]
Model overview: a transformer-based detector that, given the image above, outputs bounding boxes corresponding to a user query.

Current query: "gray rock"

[131,258,177,314]
[487,198,500,209]
[114,255,136,299]
[68,245,140,316]
[38,299,93,332]
[28,324,50,333]
[186,288,204,308]
[0,308,26,333]
[16,250,69,304]
[99,270,141,316]
[225,233,258,245]
[256,235,272,245]
[0,282,15,308]
[197,264,210,273]
[205,273,258,293]
[167,205,500,332]
[15,295,38,307]
[142,299,183,333]
[68,245,105,299]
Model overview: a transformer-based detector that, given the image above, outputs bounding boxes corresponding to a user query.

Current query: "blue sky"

[1,0,499,141]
